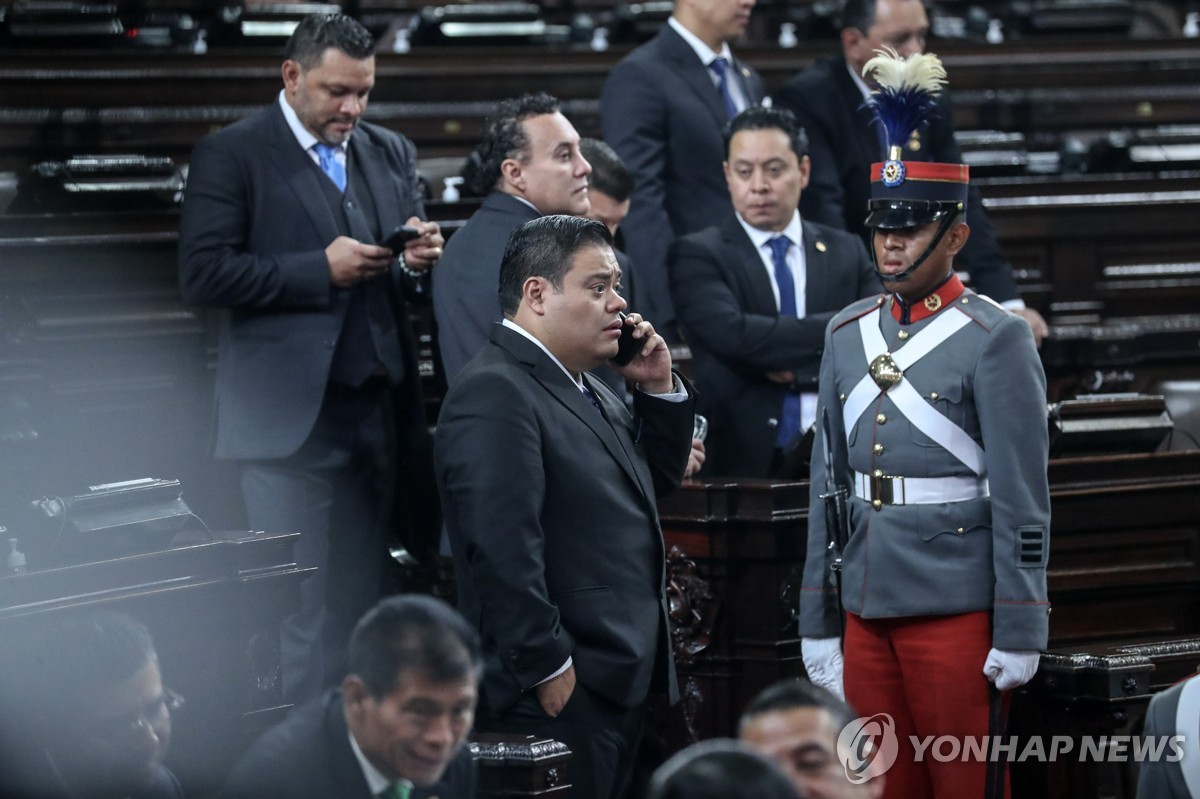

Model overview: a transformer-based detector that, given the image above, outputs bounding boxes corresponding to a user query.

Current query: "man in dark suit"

[223,595,480,799]
[771,0,1048,345]
[178,13,444,704]
[432,92,592,383]
[600,0,763,333]
[1136,674,1199,799]
[436,215,694,799]
[0,611,184,799]
[670,107,876,478]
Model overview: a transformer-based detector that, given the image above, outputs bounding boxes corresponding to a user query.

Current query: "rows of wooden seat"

[4,37,1200,174]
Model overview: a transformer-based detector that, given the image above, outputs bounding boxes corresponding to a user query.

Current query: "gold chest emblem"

[923,294,943,313]
[869,353,903,390]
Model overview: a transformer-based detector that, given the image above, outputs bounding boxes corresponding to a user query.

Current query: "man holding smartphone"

[437,215,694,799]
[178,13,442,704]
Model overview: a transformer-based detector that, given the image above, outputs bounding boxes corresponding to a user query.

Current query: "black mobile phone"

[611,312,641,366]
[382,225,421,253]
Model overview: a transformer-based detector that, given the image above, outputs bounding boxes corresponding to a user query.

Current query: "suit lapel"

[350,133,397,240]
[583,373,655,501]
[264,105,343,247]
[492,326,649,500]
[802,219,832,314]
[659,27,728,129]
[723,216,778,316]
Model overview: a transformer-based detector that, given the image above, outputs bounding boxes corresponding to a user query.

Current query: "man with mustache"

[179,12,443,705]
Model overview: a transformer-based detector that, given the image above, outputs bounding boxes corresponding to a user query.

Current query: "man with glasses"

[0,610,185,799]
[222,594,481,799]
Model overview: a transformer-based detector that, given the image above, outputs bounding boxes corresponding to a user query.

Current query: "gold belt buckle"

[870,470,895,505]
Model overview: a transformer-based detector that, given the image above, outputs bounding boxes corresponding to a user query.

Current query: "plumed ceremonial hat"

[863,47,969,230]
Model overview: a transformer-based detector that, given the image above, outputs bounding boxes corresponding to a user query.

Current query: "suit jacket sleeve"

[436,368,577,689]
[669,234,833,373]
[975,312,1050,650]
[631,374,697,498]
[178,131,332,311]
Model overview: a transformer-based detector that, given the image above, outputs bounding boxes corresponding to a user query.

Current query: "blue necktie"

[768,235,801,447]
[708,57,739,120]
[313,143,346,192]
[582,383,605,417]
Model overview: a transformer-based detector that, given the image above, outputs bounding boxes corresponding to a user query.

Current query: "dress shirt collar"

[348,729,412,798]
[668,16,735,67]
[502,318,585,389]
[501,192,542,215]
[735,209,804,253]
[846,60,873,102]
[278,89,348,157]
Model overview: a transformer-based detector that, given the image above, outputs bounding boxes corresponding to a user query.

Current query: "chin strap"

[870,213,957,284]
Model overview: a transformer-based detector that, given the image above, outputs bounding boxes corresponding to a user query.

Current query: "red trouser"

[844,611,1010,799]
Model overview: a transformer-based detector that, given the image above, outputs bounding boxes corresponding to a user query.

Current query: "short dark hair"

[739,678,858,735]
[649,739,800,799]
[725,106,809,160]
[580,139,633,203]
[839,0,877,32]
[12,611,158,730]
[497,215,614,317]
[348,595,482,699]
[285,13,375,70]
[470,92,562,196]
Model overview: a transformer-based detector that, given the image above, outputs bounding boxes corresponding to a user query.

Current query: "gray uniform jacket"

[801,287,1050,650]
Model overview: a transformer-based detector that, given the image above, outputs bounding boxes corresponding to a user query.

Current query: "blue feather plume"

[862,48,947,156]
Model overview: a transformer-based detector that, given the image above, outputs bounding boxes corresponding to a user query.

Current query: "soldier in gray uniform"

[799,50,1051,799]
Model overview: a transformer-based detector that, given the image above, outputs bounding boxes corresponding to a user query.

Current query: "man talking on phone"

[178,13,443,705]
[436,215,694,799]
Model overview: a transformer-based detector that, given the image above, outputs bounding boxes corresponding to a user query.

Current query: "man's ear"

[281,60,301,93]
[523,276,549,313]
[841,27,864,62]
[500,158,524,194]
[343,675,369,715]
[944,221,971,258]
[798,154,812,191]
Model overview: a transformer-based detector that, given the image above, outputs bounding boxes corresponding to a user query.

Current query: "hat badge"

[881,159,906,187]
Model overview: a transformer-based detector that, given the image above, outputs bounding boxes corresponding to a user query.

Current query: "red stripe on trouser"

[844,611,1011,799]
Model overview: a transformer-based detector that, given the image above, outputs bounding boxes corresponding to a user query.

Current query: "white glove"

[802,637,845,699]
[983,648,1040,691]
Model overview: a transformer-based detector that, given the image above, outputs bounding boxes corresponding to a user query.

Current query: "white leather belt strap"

[843,307,986,476]
[854,471,990,505]
[1178,676,1200,799]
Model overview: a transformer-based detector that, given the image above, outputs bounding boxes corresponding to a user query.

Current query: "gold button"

[897,330,909,341]
[873,469,883,478]
[839,393,846,402]
[956,527,964,535]
[930,392,939,400]
[873,443,884,454]
[876,413,887,424]
[872,499,883,511]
